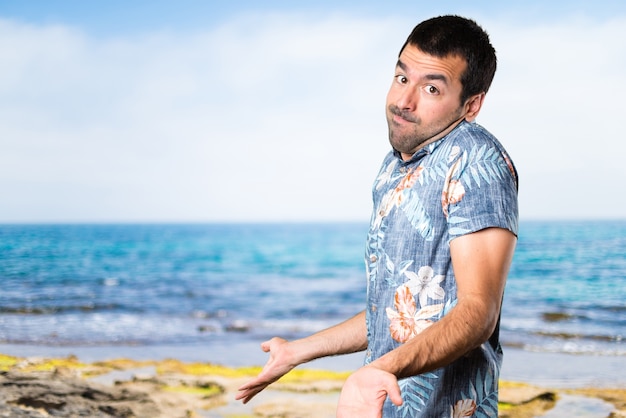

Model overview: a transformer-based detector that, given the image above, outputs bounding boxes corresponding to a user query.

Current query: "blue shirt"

[364,120,518,417]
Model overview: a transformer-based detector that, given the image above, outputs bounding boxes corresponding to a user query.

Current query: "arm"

[337,227,516,416]
[236,310,368,403]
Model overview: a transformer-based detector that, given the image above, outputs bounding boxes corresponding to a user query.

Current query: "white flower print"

[404,265,445,307]
[375,159,398,190]
[372,166,424,229]
[441,157,465,218]
[448,145,461,163]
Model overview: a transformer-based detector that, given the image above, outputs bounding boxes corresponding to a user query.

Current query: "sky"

[1,0,625,223]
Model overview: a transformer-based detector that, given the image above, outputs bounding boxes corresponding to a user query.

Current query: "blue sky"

[1,1,625,222]
[3,1,626,37]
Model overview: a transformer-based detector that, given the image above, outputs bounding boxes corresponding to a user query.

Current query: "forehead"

[397,44,466,84]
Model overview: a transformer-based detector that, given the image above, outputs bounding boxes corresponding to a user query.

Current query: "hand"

[336,366,402,418]
[235,337,297,404]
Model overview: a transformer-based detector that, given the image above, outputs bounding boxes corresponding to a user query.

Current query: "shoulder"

[447,121,501,150]
[442,122,517,181]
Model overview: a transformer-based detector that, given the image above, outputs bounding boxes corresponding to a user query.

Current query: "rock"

[0,403,47,418]
[499,384,556,405]
[0,370,161,417]
[254,399,337,418]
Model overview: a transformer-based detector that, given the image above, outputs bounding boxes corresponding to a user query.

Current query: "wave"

[531,330,624,343]
[502,341,626,356]
[0,303,132,315]
[501,328,626,356]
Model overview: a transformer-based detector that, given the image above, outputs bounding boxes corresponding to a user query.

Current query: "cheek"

[421,106,440,122]
[385,82,406,106]
[428,102,459,121]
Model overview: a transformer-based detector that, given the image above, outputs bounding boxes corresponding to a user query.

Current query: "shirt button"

[370,255,377,263]
[378,210,385,216]
[399,167,407,173]
[371,304,377,312]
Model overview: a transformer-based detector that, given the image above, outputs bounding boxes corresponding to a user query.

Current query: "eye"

[395,75,408,85]
[425,85,440,95]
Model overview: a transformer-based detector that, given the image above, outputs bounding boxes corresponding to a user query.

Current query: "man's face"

[385,44,469,161]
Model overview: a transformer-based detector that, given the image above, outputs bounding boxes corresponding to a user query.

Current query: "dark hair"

[400,15,497,103]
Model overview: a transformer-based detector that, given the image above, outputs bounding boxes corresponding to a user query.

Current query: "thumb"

[260,340,272,352]
[385,378,403,406]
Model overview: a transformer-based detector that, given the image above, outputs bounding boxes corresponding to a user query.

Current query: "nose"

[395,86,418,112]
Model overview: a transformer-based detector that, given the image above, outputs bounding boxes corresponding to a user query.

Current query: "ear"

[463,93,486,122]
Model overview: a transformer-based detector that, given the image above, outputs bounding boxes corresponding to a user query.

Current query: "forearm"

[236,310,368,403]
[371,228,515,379]
[290,310,368,364]
[335,303,494,417]
[371,296,498,379]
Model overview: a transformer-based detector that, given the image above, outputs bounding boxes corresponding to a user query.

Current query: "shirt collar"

[392,120,466,165]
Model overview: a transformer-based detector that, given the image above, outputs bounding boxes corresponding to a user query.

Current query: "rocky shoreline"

[1,353,625,418]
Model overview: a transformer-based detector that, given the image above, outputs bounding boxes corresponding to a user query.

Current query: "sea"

[1,221,625,369]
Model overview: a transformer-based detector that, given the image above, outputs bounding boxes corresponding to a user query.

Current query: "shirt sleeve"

[443,134,519,241]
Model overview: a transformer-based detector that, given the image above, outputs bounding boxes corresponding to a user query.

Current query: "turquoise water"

[0,221,624,356]
[502,220,626,354]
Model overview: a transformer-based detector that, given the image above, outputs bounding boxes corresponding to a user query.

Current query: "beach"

[1,221,625,416]
[1,343,625,417]
[2,342,626,389]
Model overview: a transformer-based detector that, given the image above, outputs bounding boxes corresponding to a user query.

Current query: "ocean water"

[0,221,624,359]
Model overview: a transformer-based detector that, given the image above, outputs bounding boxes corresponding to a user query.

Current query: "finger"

[237,377,270,392]
[385,380,403,406]
[236,378,259,392]
[237,387,264,404]
[234,387,256,402]
[236,384,251,393]
[260,340,272,352]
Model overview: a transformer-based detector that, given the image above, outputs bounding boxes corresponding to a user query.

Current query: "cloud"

[481,15,626,219]
[0,12,624,222]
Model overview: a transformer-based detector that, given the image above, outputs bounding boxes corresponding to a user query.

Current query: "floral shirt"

[364,120,519,417]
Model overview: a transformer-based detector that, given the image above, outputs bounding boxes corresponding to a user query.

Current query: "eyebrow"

[396,59,450,85]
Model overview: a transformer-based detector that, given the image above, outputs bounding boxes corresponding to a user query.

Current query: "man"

[236,15,518,417]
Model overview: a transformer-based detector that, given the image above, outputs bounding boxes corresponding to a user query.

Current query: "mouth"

[392,113,409,125]
[388,105,416,124]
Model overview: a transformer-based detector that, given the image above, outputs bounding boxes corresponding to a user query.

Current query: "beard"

[386,103,465,156]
